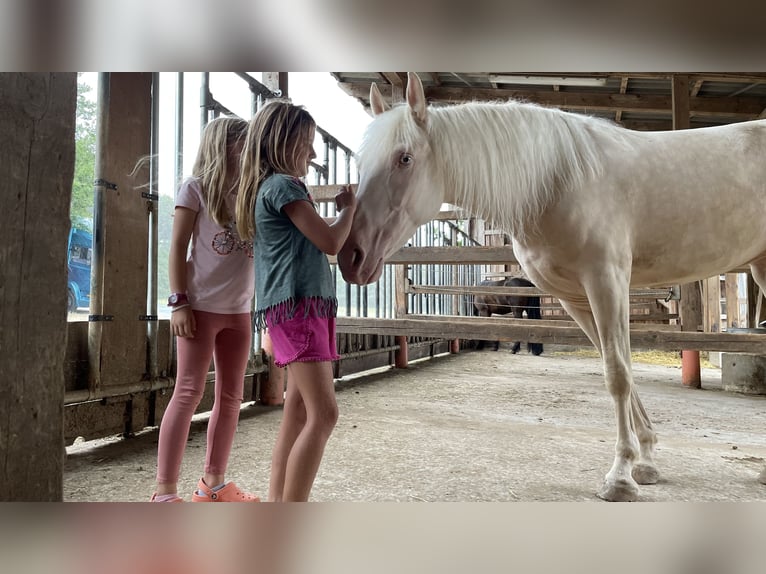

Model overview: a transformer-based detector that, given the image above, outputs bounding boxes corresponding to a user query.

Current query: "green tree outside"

[70,74,173,306]
[71,74,96,232]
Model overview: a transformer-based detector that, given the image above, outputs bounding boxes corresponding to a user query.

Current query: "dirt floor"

[63,345,766,502]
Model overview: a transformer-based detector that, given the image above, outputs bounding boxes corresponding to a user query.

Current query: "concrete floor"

[64,346,766,502]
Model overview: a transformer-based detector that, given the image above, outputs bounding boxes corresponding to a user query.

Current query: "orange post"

[394,335,409,368]
[681,350,701,388]
[450,339,460,354]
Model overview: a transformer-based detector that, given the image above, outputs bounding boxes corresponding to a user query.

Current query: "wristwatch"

[167,292,189,307]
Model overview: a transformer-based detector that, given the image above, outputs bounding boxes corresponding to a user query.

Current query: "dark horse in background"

[473,277,544,355]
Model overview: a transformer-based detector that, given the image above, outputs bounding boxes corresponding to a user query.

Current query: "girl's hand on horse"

[334,185,357,213]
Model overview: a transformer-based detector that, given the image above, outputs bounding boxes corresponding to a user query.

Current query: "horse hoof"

[632,463,659,485]
[596,479,639,502]
[759,467,766,485]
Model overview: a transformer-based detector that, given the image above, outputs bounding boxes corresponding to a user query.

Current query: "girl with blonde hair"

[237,100,357,501]
[152,116,259,502]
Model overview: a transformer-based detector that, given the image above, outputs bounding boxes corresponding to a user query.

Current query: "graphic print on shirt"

[212,221,253,258]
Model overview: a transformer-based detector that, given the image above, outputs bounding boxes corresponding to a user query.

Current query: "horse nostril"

[351,248,363,269]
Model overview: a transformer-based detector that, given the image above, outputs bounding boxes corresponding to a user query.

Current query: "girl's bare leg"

[279,361,338,502]
[268,384,307,501]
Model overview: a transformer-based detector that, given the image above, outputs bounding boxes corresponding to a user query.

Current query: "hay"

[552,348,717,369]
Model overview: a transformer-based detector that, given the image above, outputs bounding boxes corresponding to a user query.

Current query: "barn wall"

[1,73,76,501]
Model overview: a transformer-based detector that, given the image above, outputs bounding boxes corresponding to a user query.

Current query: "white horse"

[337,72,766,501]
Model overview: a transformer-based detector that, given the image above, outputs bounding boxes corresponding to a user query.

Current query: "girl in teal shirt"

[237,100,357,502]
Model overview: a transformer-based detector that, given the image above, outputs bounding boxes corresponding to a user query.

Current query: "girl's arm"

[168,206,196,337]
[283,186,357,256]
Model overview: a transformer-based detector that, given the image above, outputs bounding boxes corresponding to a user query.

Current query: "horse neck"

[429,103,607,238]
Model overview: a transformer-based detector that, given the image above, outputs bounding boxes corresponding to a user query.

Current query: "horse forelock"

[357,105,427,174]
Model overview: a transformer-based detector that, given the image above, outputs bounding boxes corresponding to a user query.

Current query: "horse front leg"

[630,387,659,485]
[559,285,641,501]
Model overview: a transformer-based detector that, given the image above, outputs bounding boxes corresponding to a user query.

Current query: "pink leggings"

[156,310,251,484]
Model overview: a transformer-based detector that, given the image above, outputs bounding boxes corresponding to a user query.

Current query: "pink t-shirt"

[175,178,254,314]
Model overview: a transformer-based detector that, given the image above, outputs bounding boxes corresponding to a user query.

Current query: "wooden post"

[262,73,288,98]
[673,74,702,388]
[724,273,743,329]
[394,264,409,368]
[703,276,721,333]
[89,74,153,399]
[1,73,76,500]
[747,273,757,328]
[450,224,460,353]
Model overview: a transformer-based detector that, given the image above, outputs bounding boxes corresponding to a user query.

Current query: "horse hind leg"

[748,256,766,484]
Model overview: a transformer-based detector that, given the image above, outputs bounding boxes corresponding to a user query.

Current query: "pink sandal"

[191,478,260,502]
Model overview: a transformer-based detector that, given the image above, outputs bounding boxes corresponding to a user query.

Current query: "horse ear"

[369,83,389,116]
[406,72,427,125]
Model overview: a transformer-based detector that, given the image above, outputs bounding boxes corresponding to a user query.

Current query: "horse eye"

[399,153,413,166]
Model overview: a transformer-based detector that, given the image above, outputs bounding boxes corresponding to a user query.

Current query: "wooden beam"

[262,72,288,98]
[673,74,690,131]
[724,273,743,329]
[338,82,766,117]
[329,244,753,273]
[381,72,404,103]
[615,76,629,122]
[335,315,766,353]
[1,72,76,501]
[704,276,721,333]
[690,79,704,98]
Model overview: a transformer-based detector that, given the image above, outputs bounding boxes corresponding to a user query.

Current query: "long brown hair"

[193,116,248,227]
[236,100,316,240]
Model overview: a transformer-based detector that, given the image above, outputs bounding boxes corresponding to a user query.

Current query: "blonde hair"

[236,100,316,240]
[193,116,248,227]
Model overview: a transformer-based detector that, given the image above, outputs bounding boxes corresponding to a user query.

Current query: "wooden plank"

[672,74,691,130]
[339,82,765,117]
[95,73,153,387]
[394,265,408,318]
[1,72,76,501]
[407,284,672,299]
[263,72,288,97]
[390,246,518,265]
[329,244,749,274]
[336,316,766,353]
[725,273,743,329]
[704,276,721,333]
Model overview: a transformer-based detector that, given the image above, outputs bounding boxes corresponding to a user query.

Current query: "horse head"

[338,72,446,284]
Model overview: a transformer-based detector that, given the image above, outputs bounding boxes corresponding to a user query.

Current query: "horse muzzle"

[337,241,384,285]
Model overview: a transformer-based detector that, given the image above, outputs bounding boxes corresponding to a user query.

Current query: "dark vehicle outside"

[67,227,92,312]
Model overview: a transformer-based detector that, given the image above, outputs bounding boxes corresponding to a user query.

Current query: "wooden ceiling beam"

[380,72,404,102]
[337,82,765,117]
[615,76,629,122]
[690,79,704,98]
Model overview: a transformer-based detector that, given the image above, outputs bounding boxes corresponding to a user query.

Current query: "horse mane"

[359,99,636,238]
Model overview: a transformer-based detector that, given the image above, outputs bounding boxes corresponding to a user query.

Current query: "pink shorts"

[265,301,340,368]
